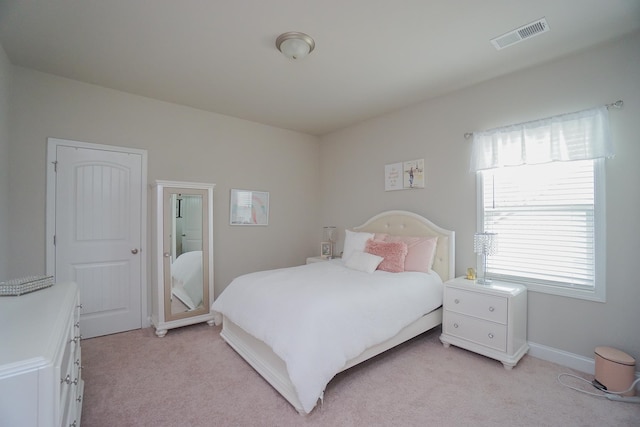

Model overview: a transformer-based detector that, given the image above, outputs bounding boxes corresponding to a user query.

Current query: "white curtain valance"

[470,106,614,172]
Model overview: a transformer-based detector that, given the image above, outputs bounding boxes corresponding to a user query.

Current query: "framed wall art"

[230,189,269,225]
[384,162,403,191]
[403,159,424,189]
[321,241,332,259]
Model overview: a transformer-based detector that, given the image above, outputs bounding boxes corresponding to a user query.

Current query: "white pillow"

[342,229,375,260]
[345,250,383,273]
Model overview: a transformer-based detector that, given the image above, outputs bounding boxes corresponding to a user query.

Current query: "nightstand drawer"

[443,311,507,352]
[444,287,507,324]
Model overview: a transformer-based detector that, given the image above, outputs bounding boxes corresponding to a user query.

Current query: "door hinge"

[53,235,56,245]
[52,161,58,172]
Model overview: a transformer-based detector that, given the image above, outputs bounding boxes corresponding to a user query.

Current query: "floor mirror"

[151,180,215,337]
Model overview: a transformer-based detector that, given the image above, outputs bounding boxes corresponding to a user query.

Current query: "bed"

[212,210,455,414]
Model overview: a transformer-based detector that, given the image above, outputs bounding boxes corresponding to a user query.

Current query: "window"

[478,159,605,301]
[471,106,612,302]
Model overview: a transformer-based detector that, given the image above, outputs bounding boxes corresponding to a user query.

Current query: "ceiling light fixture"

[276,32,315,59]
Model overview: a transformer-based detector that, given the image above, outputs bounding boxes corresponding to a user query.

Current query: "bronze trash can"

[594,346,636,397]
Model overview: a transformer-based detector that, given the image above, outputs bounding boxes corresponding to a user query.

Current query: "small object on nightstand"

[440,276,528,369]
[466,268,476,280]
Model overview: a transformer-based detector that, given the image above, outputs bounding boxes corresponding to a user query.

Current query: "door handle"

[131,248,139,254]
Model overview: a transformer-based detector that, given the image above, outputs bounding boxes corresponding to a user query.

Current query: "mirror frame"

[160,182,214,322]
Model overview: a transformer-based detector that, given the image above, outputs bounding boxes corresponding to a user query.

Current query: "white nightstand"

[306,256,330,264]
[439,276,528,369]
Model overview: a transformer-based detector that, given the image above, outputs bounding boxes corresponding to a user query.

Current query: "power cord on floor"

[557,373,640,403]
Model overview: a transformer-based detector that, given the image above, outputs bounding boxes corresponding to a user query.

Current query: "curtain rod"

[463,100,624,139]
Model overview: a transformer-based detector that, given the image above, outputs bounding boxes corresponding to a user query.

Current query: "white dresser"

[440,277,528,369]
[0,282,84,426]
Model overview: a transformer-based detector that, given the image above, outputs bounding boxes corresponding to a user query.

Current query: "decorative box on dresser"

[0,281,83,427]
[440,277,528,369]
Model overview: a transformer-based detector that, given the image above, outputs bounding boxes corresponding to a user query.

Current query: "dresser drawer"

[58,312,77,421]
[443,311,507,352]
[64,345,83,427]
[445,287,507,324]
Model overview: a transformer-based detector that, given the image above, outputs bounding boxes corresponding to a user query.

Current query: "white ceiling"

[1,1,639,135]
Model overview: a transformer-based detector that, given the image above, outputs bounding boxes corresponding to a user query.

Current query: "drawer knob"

[77,395,83,403]
[489,306,495,312]
[454,299,460,304]
[453,323,459,328]
[488,333,494,339]
[74,321,80,328]
[70,421,77,427]
[61,374,71,385]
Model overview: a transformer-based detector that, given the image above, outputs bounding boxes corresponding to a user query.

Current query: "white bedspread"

[212,260,443,414]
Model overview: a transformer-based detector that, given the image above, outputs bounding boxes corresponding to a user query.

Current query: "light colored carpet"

[80,323,639,426]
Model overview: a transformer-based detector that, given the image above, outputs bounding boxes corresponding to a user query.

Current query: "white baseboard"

[528,341,596,374]
[528,341,640,392]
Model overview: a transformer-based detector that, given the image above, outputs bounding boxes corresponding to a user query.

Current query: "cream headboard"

[353,210,455,281]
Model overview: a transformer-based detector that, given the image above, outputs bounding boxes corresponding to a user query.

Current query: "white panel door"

[54,144,143,338]
[181,195,203,253]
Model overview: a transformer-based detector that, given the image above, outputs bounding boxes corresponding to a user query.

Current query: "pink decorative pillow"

[364,239,408,273]
[385,235,438,273]
[373,233,388,241]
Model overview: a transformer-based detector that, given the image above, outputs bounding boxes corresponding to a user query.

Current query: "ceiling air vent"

[491,18,549,50]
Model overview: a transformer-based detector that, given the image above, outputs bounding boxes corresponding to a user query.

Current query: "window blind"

[480,160,597,289]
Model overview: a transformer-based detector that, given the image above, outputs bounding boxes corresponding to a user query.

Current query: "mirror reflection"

[168,193,204,315]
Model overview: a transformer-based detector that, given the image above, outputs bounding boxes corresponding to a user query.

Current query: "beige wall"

[3,31,639,365]
[7,67,321,302]
[320,32,640,362]
[0,44,10,280]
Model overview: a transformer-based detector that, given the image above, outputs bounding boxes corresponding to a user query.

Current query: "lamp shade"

[474,232,498,255]
[323,226,336,242]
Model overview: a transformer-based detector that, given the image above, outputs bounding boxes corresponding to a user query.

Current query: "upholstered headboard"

[353,210,455,281]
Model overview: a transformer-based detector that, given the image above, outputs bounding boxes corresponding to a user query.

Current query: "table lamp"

[474,232,497,285]
[323,226,337,259]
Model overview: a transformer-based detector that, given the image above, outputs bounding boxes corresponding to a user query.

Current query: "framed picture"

[321,241,332,259]
[384,162,403,191]
[230,189,269,225]
[403,159,425,189]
